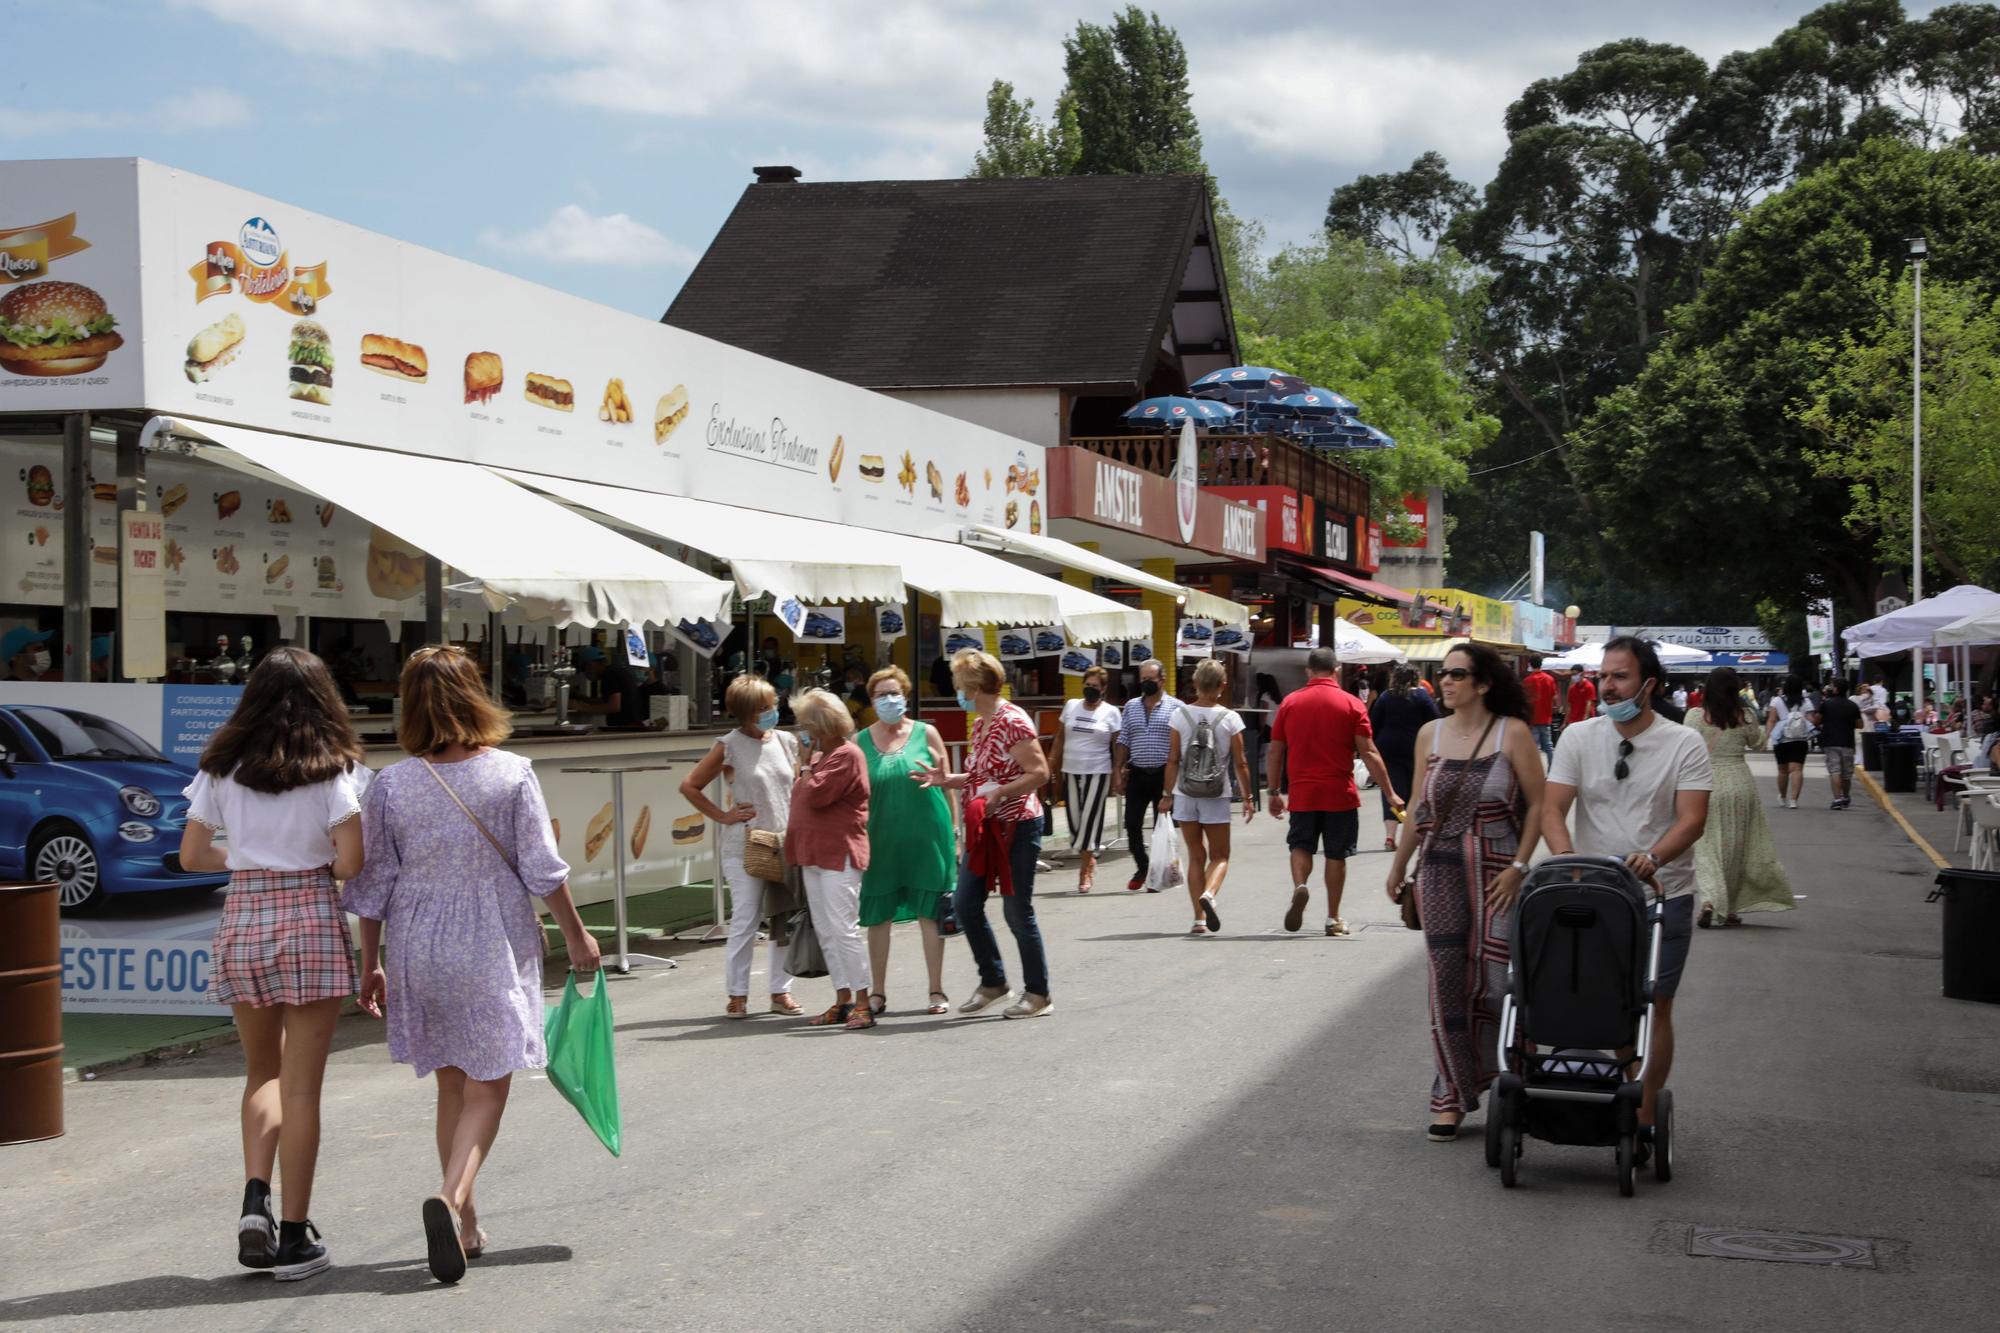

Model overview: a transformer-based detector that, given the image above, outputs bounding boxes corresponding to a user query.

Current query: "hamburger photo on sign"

[0,281,124,377]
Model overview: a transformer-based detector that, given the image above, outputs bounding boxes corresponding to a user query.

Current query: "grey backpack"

[1182,712,1226,798]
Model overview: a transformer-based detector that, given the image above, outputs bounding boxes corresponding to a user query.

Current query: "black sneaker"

[237,1181,275,1270]
[272,1220,330,1282]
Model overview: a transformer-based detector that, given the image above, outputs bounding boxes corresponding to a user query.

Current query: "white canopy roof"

[964,525,1250,627]
[1547,639,1710,670]
[1336,617,1407,664]
[1844,585,2000,655]
[500,471,1148,642]
[1935,605,2000,647]
[189,422,734,629]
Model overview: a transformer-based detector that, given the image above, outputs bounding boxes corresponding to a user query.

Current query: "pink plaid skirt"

[209,868,357,1008]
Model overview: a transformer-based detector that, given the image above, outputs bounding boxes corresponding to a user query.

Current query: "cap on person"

[1,626,52,661]
[91,635,113,661]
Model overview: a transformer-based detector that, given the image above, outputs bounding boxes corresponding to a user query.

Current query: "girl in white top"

[679,674,804,1019]
[1160,658,1256,935]
[1049,665,1122,892]
[176,647,366,1284]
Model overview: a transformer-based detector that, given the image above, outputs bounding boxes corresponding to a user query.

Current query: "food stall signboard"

[119,508,165,677]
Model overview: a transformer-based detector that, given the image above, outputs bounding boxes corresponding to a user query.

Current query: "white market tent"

[1936,605,2000,647]
[1844,585,2000,656]
[963,525,1251,628]
[1547,639,1710,671]
[1335,617,1407,664]
[191,423,735,629]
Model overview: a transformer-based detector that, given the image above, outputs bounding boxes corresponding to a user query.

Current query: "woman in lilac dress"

[343,646,600,1285]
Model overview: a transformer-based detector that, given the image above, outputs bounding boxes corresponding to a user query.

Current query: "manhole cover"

[1688,1227,1876,1268]
[1929,1070,2000,1094]
[1867,948,1942,960]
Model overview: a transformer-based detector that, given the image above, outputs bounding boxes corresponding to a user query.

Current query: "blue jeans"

[1530,723,1553,762]
[954,821,1048,998]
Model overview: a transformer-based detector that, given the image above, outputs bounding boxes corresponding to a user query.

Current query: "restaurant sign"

[1046,447,1265,561]
[1338,587,1516,644]
[1206,485,1311,556]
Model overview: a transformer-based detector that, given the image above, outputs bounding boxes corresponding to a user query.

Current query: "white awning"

[186,422,733,629]
[964,525,1249,627]
[497,470,1146,640]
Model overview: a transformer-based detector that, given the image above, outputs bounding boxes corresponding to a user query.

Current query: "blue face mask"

[874,694,907,723]
[956,690,976,711]
[755,707,781,732]
[1601,692,1643,724]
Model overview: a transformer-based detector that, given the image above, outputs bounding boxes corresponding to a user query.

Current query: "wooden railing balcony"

[1067,433,1372,520]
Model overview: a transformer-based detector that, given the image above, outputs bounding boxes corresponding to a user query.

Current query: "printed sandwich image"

[828,434,844,482]
[0,281,125,377]
[365,526,426,600]
[265,554,289,585]
[629,805,652,859]
[671,813,704,846]
[184,312,245,382]
[216,489,242,520]
[654,385,689,443]
[360,334,427,384]
[464,351,503,405]
[860,454,885,483]
[287,320,333,405]
[160,483,189,516]
[584,802,616,862]
[525,372,573,412]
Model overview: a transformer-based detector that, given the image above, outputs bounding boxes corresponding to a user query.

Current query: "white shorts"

[1173,792,1235,825]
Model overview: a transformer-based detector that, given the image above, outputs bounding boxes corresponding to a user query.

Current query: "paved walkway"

[3,756,1996,1329]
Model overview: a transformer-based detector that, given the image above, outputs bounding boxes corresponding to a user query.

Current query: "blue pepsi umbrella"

[1188,365,1309,403]
[1266,391,1353,418]
[1122,396,1239,428]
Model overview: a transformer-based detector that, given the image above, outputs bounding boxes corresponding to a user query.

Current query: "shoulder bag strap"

[1409,714,1499,879]
[422,759,528,889]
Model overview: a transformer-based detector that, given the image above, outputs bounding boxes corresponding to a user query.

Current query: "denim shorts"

[1655,895,1696,998]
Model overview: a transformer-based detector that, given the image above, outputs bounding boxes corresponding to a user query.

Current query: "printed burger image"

[287,319,333,404]
[0,281,125,377]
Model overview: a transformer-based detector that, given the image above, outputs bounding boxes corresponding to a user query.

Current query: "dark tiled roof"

[664,174,1213,392]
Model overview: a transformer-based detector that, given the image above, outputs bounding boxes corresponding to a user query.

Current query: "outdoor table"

[561,764,683,974]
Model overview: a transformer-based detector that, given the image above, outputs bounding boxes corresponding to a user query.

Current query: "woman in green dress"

[1686,667,1797,926]
[857,666,957,1016]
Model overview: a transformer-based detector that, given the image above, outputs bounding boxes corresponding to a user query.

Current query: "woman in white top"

[1160,658,1256,935]
[680,674,804,1019]
[1764,675,1811,809]
[1049,664,1122,892]
[177,647,366,1284]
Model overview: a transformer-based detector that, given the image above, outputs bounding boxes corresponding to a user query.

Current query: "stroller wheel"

[1498,1123,1520,1188]
[1615,1132,1636,1197]
[1484,1105,1503,1169]
[1653,1090,1674,1183]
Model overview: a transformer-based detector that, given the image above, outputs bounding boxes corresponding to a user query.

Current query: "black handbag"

[783,903,829,979]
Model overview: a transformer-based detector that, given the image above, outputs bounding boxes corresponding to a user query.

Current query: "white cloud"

[479,204,696,266]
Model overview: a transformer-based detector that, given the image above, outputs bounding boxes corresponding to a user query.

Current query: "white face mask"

[27,650,51,674]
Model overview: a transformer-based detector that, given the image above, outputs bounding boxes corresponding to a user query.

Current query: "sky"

[2,1,1944,318]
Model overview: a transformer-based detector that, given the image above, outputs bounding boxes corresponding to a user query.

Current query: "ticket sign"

[120,509,166,677]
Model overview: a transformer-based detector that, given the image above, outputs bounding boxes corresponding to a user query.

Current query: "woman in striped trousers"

[1051,666,1123,892]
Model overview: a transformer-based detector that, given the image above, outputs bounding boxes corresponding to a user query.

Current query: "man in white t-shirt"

[1543,636,1712,1155]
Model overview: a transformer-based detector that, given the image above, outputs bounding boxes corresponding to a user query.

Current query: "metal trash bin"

[0,880,63,1144]
[1861,730,1886,772]
[1882,736,1922,794]
[1931,868,2000,1004]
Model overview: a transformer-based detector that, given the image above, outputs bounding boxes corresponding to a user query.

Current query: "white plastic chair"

[1952,774,2000,852]
[1969,797,2000,872]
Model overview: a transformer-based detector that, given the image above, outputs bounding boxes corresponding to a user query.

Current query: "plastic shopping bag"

[544,970,622,1157]
[1144,818,1185,892]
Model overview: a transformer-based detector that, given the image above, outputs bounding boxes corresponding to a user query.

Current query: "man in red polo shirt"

[1566,667,1598,728]
[1522,655,1557,766]
[1266,647,1402,937]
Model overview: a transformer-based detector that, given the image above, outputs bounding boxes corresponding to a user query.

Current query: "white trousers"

[801,859,870,994]
[722,853,793,998]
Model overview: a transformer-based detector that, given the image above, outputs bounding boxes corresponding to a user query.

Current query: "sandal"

[1724,913,1742,926]
[422,1195,467,1285]
[868,992,887,1016]
[1190,921,1209,935]
[724,996,749,1019]
[1697,905,1714,929]
[927,991,950,1015]
[462,1225,489,1260]
[770,994,804,1016]
[806,1003,852,1026]
[1427,1122,1460,1143]
[845,1004,877,1030]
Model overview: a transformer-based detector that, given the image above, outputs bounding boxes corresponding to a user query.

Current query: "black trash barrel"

[1882,736,1921,793]
[1934,868,2000,1004]
[1862,730,1885,772]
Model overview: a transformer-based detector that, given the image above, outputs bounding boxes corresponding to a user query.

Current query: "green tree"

[970,81,1079,178]
[1061,6,1204,176]
[1796,273,2000,586]
[1325,152,1477,260]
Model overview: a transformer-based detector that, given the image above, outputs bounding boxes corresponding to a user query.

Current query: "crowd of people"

[182,626,1877,1288]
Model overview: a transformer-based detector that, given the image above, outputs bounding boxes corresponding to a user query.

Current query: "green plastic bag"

[543,970,622,1157]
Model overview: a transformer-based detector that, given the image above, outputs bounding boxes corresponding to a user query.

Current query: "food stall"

[0,157,1154,1012]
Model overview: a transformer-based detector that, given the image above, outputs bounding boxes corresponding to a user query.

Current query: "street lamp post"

[1910,236,1927,711]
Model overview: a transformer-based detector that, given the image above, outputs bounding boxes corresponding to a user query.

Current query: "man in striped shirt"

[1114,658,1183,890]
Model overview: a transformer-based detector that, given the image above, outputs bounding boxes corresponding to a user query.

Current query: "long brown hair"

[397,644,513,755]
[1703,667,1747,730]
[198,647,364,794]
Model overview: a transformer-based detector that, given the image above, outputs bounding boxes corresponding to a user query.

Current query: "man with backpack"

[1266,647,1402,937]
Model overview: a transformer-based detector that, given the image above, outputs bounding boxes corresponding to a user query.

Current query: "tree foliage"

[1325,152,1477,260]
[970,81,1079,179]
[1796,272,2000,587]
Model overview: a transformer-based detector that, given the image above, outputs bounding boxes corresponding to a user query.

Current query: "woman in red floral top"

[913,648,1053,1018]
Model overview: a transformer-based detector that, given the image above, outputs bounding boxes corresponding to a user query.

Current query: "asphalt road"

[3,757,1997,1331]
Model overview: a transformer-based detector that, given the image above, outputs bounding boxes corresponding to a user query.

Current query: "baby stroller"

[1487,855,1674,1196]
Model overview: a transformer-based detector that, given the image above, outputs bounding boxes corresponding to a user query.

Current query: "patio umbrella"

[1843,584,2000,656]
[1336,617,1406,664]
[1266,390,1354,417]
[1188,365,1308,403]
[1121,395,1239,428]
